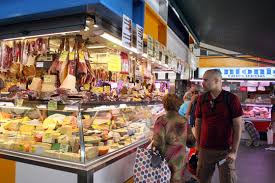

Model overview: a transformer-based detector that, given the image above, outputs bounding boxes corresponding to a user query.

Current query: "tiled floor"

[126,143,275,183]
[211,143,275,183]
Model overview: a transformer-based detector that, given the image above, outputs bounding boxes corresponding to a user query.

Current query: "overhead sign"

[147,35,154,58]
[199,67,275,79]
[136,24,143,53]
[154,40,160,61]
[122,14,132,48]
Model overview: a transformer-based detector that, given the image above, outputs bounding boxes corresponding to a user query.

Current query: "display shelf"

[243,117,271,122]
[241,103,272,107]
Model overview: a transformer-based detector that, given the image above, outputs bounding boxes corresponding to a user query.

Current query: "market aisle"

[212,144,275,183]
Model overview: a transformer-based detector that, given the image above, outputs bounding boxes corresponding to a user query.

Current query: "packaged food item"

[98,146,109,156]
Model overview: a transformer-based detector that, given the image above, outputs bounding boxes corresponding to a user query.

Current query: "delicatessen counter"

[0,31,169,183]
[0,101,163,183]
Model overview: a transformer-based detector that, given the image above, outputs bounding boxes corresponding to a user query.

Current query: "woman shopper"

[179,91,192,117]
[153,94,189,183]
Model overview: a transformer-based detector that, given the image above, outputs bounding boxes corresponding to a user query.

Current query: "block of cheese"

[19,125,35,134]
[86,146,99,160]
[29,77,42,92]
[59,125,73,135]
[84,136,101,144]
[59,152,81,162]
[43,150,59,158]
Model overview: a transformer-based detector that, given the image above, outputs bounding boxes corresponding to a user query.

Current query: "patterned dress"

[153,111,187,183]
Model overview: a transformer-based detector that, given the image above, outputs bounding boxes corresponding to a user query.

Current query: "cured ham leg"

[60,38,77,92]
[77,50,88,86]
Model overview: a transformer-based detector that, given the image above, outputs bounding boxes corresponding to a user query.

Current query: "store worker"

[195,69,243,183]
[153,94,189,183]
[179,91,192,117]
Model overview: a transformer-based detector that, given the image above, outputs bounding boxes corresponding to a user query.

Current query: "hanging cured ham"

[77,50,88,86]
[58,38,69,84]
[60,38,77,92]
[84,52,95,86]
[48,38,65,75]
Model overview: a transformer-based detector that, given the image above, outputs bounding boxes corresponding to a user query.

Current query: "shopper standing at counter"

[195,69,243,183]
[179,91,192,117]
[153,94,188,183]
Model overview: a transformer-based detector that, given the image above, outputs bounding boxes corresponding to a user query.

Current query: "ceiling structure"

[169,0,275,65]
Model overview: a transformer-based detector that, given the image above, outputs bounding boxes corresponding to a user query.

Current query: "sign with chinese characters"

[136,24,143,53]
[199,67,275,79]
[122,14,132,48]
[147,35,154,57]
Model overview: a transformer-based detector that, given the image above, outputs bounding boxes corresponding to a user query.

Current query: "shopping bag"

[267,126,273,145]
[133,147,171,183]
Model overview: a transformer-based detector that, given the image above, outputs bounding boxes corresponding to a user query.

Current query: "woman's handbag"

[133,146,171,183]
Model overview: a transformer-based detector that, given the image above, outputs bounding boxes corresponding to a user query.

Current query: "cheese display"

[0,102,163,163]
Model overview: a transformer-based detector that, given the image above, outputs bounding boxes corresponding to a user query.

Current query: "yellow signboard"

[108,54,121,72]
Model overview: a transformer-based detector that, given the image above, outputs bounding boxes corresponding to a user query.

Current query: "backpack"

[200,91,232,119]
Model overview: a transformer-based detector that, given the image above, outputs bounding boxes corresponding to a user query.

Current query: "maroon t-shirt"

[195,90,243,150]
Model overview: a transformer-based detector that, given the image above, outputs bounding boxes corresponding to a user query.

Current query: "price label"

[59,144,69,153]
[83,84,90,90]
[59,51,68,62]
[43,133,53,143]
[36,62,44,68]
[104,86,111,94]
[44,75,55,83]
[79,51,85,63]
[91,87,104,94]
[48,100,57,110]
[69,52,75,60]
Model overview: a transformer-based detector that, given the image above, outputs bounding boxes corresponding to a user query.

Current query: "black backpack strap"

[202,92,210,105]
[223,91,232,119]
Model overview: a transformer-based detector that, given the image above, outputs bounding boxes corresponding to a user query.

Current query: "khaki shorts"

[197,148,237,183]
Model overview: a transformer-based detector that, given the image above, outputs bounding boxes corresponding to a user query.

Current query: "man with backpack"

[195,69,243,183]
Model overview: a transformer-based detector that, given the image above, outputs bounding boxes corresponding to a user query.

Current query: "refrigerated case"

[0,100,163,183]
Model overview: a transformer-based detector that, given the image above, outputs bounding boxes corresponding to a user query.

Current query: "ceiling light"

[100,32,138,54]
[3,30,80,41]
[93,24,99,28]
[87,45,107,49]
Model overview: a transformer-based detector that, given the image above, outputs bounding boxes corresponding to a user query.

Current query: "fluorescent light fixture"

[87,45,107,49]
[226,80,273,83]
[100,33,122,47]
[142,53,148,58]
[153,70,175,74]
[3,30,80,41]
[100,32,138,54]
[190,79,203,82]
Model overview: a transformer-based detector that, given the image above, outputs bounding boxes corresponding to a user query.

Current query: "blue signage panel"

[199,67,275,79]
[0,0,144,27]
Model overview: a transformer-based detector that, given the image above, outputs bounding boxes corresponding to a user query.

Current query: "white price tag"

[36,62,44,68]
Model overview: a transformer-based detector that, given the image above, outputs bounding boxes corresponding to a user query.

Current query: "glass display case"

[242,103,272,122]
[0,101,163,164]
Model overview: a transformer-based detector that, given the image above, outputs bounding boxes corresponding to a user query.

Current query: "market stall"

[0,1,174,183]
